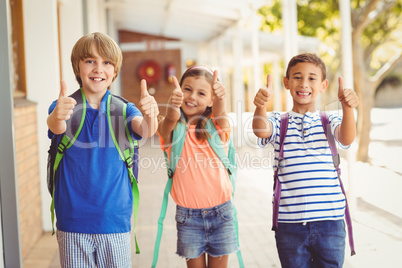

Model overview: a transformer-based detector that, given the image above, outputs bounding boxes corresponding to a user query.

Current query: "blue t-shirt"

[48,90,142,234]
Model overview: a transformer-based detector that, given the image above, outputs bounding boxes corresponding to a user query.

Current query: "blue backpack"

[46,88,141,253]
[151,117,244,268]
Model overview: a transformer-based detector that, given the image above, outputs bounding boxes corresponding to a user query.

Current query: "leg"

[56,230,96,268]
[207,254,229,268]
[275,222,311,268]
[310,220,346,268]
[187,253,207,268]
[94,232,131,268]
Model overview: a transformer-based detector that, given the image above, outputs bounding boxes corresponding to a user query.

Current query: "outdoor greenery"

[258,0,402,162]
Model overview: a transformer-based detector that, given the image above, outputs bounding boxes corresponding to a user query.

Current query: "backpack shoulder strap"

[204,118,244,267]
[168,121,187,177]
[107,94,140,254]
[50,88,86,235]
[320,112,340,167]
[278,112,289,162]
[320,111,356,256]
[107,94,139,174]
[272,112,289,231]
[205,119,236,185]
[152,119,186,268]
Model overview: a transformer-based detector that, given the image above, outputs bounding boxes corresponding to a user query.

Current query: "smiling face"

[284,62,328,114]
[180,76,213,124]
[78,45,116,96]
[71,32,122,98]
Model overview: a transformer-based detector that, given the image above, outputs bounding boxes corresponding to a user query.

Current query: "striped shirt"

[259,110,349,223]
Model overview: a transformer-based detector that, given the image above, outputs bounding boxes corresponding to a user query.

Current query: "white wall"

[23,0,61,231]
[23,0,113,232]
[58,0,85,92]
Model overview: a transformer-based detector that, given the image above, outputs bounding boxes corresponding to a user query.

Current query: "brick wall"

[119,30,182,116]
[14,98,43,258]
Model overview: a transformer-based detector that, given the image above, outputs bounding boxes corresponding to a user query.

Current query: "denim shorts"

[275,220,346,268]
[175,199,239,259]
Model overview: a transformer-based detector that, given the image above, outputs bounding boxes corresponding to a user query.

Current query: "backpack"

[151,117,244,268]
[46,88,141,253]
[272,112,356,256]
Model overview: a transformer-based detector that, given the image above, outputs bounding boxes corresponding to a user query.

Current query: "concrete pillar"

[232,22,244,114]
[339,0,356,215]
[282,0,298,111]
[251,13,261,97]
[273,60,282,111]
[23,0,62,232]
[0,0,22,266]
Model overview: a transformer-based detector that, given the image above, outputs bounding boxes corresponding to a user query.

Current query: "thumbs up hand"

[338,76,359,109]
[139,79,159,117]
[169,76,184,109]
[254,74,273,109]
[164,76,183,121]
[212,70,226,100]
[53,80,77,121]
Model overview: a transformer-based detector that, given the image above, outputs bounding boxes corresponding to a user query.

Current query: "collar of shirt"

[94,90,111,115]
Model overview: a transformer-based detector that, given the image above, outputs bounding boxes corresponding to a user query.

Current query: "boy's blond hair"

[71,32,123,87]
[285,53,326,81]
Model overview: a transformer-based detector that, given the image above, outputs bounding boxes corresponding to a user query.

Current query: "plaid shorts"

[56,230,131,268]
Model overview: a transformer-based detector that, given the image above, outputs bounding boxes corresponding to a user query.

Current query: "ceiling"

[109,0,268,42]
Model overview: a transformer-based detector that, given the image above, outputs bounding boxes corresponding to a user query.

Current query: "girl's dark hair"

[179,66,215,141]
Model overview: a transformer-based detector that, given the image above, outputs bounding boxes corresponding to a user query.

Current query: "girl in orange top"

[158,66,238,268]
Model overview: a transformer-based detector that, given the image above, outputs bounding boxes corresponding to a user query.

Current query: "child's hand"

[254,74,273,109]
[338,77,359,108]
[169,76,184,109]
[54,80,77,121]
[139,79,159,117]
[212,70,226,100]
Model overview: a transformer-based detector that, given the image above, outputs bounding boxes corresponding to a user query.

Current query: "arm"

[211,70,230,134]
[47,80,76,135]
[157,76,184,145]
[131,79,159,138]
[335,77,359,145]
[252,74,273,139]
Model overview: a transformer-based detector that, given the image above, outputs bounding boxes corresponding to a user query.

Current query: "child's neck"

[82,88,107,110]
[291,105,317,115]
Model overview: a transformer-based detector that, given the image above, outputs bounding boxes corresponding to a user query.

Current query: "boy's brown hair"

[71,32,123,87]
[285,53,326,81]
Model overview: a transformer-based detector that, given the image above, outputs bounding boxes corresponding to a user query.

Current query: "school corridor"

[24,109,402,267]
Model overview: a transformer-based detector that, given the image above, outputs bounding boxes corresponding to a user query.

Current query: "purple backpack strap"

[320,112,356,256]
[272,113,289,231]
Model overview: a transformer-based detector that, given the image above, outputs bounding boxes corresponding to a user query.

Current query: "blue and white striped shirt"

[259,110,348,223]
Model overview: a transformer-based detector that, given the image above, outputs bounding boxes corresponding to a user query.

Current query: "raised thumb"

[338,76,344,95]
[59,80,67,98]
[140,79,149,98]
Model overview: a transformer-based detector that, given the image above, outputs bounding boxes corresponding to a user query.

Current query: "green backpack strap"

[107,94,141,254]
[50,88,86,235]
[204,119,244,268]
[152,121,186,268]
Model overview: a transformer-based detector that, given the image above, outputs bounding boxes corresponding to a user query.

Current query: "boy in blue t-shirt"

[252,53,358,267]
[47,32,159,267]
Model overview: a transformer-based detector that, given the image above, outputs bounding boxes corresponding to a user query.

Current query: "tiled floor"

[23,232,59,268]
[22,108,402,267]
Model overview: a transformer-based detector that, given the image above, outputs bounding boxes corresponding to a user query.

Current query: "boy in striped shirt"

[252,53,358,267]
